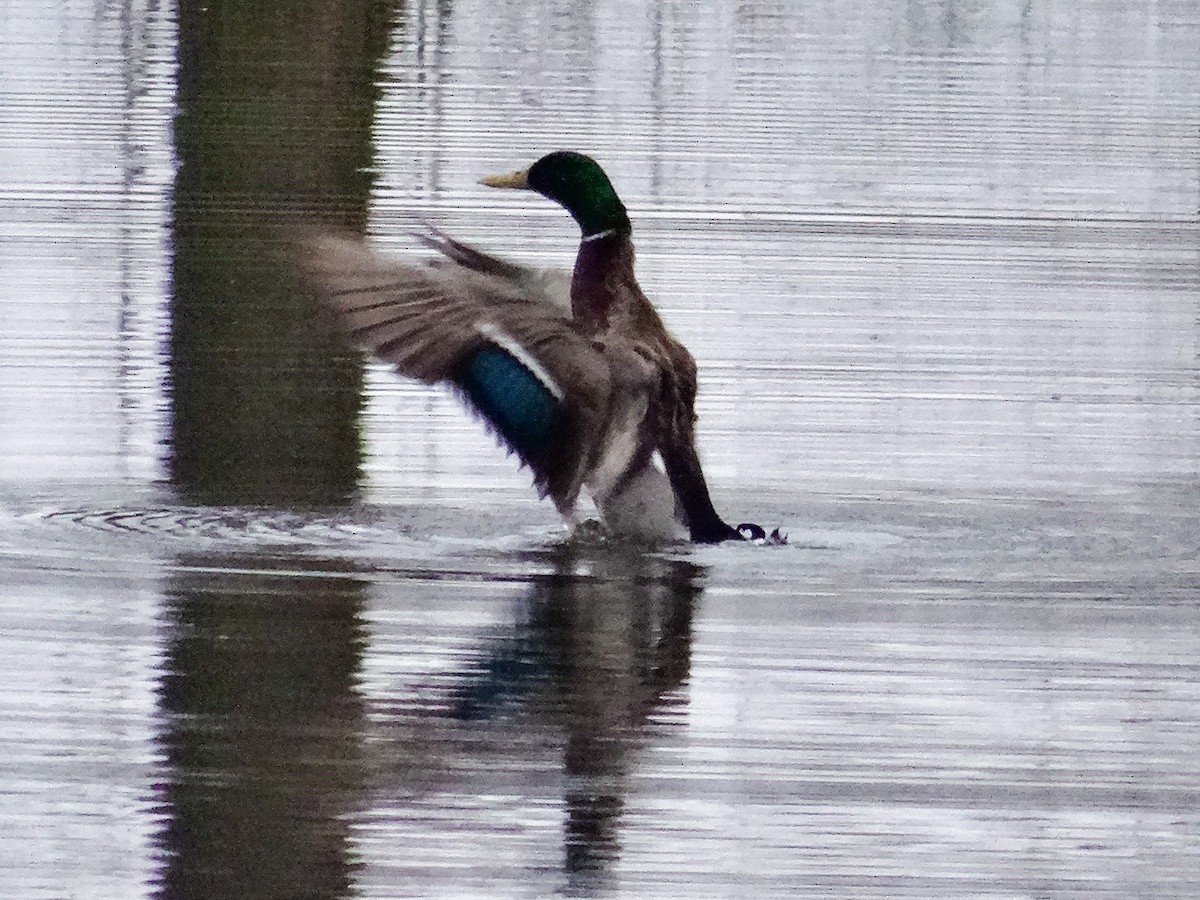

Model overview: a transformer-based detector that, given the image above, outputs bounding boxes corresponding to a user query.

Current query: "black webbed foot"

[690,521,787,544]
[737,523,788,544]
[736,522,766,540]
[690,519,745,544]
[691,520,788,544]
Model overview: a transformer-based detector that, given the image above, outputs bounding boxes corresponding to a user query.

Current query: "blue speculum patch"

[457,345,560,464]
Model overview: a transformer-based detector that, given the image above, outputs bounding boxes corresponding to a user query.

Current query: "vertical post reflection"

[155,558,369,900]
[169,0,398,505]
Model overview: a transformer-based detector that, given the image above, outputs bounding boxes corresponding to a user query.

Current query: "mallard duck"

[301,150,765,543]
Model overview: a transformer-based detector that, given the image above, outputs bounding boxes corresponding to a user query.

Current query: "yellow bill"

[479,167,530,189]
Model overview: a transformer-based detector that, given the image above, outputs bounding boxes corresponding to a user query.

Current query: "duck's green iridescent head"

[480,151,631,238]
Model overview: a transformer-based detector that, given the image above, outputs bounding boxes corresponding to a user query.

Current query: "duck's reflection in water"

[370,544,704,895]
[150,543,701,897]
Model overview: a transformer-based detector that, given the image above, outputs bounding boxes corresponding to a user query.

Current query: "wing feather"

[297,232,614,508]
[418,225,572,311]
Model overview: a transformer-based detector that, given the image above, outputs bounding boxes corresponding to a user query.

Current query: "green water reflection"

[156,557,369,900]
[169,0,398,505]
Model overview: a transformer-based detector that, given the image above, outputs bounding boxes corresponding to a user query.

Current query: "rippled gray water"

[1,0,1198,897]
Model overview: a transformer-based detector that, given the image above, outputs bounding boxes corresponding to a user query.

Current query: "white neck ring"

[581,228,617,243]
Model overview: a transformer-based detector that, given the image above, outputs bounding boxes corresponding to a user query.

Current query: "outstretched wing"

[296,232,612,510]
